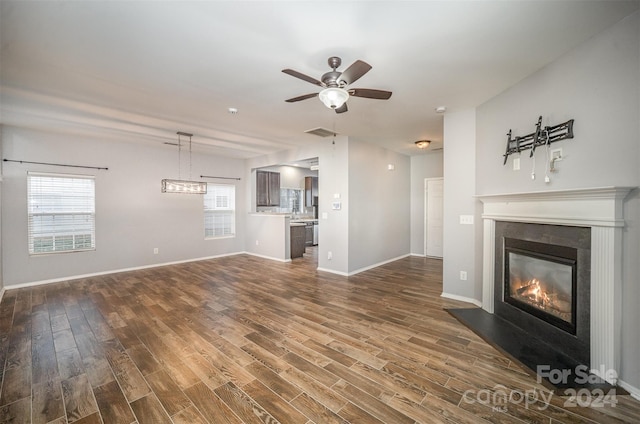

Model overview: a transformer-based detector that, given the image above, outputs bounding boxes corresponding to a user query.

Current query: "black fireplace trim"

[504,238,578,335]
[494,222,590,366]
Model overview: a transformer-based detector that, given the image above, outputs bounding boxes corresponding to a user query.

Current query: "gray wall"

[245,136,412,275]
[442,109,481,302]
[348,139,411,273]
[0,126,3,295]
[1,126,247,286]
[475,11,639,391]
[410,151,444,255]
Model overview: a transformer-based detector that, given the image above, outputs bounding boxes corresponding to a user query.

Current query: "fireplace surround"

[495,222,590,365]
[478,187,633,385]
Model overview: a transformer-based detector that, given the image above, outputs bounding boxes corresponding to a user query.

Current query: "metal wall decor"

[503,116,574,164]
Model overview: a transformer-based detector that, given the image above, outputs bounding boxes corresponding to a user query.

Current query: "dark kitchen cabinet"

[290,224,306,258]
[256,171,280,206]
[305,176,318,207]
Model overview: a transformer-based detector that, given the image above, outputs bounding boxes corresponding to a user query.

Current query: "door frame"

[424,177,444,258]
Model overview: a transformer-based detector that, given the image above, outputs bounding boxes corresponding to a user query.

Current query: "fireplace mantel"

[477,186,635,385]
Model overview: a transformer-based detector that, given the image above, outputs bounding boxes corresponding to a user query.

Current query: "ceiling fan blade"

[285,93,319,103]
[338,60,372,85]
[349,88,392,100]
[282,69,323,86]
[335,103,348,114]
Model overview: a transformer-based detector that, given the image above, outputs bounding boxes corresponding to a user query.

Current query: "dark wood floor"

[1,247,639,423]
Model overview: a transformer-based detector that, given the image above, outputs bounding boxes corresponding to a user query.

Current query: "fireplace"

[476,187,633,386]
[504,237,577,335]
[494,222,590,365]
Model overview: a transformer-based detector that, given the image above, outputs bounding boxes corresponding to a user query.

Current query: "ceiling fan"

[282,56,392,113]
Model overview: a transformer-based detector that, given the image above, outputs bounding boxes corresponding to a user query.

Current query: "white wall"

[442,109,481,303]
[1,126,246,286]
[410,151,444,255]
[475,11,640,392]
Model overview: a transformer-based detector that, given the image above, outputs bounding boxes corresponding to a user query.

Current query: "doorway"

[424,178,444,258]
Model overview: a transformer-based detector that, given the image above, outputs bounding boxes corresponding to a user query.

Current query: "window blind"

[204,183,235,238]
[27,172,96,254]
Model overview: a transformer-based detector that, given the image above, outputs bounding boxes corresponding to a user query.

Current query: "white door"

[425,178,444,258]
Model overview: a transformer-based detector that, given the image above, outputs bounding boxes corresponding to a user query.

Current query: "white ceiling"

[1,1,638,158]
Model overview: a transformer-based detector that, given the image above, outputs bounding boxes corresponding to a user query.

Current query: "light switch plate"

[460,215,474,225]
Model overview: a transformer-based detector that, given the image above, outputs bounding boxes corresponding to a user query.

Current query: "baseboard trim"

[316,267,349,276]
[619,379,640,401]
[440,292,482,307]
[0,287,5,303]
[3,252,246,290]
[243,252,291,263]
[347,254,411,276]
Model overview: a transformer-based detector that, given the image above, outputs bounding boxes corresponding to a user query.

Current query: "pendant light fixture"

[161,132,207,194]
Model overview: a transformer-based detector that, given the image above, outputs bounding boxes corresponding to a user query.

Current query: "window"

[204,183,235,238]
[28,172,96,254]
[280,188,303,213]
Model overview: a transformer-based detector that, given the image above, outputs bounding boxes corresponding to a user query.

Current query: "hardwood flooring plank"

[244,361,302,402]
[144,369,192,416]
[242,379,308,424]
[332,378,418,424]
[125,344,161,377]
[61,374,99,423]
[282,352,340,388]
[0,396,31,424]
[214,381,278,424]
[184,382,242,424]
[93,380,136,424]
[129,393,172,424]
[32,379,64,424]
[290,392,349,424]
[101,339,150,402]
[280,366,349,413]
[0,365,31,406]
[53,329,77,353]
[337,401,386,424]
[171,405,209,424]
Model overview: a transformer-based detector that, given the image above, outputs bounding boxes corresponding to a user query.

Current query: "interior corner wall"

[0,125,3,296]
[1,126,247,287]
[476,11,640,392]
[410,151,444,256]
[316,136,349,274]
[442,109,480,302]
[347,139,410,273]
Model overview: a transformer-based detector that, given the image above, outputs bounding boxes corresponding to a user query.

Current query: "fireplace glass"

[504,238,577,334]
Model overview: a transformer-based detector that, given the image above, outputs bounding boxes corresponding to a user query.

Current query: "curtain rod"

[200,175,241,181]
[3,159,109,171]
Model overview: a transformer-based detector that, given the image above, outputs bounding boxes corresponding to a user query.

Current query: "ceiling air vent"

[304,127,337,138]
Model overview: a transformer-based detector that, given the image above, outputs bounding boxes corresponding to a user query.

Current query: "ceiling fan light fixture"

[415,140,431,149]
[319,87,349,109]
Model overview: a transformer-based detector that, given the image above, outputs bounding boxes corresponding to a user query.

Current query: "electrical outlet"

[460,271,468,281]
[255,240,259,246]
[153,248,159,254]
[513,157,520,171]
[551,148,563,161]
[328,251,333,260]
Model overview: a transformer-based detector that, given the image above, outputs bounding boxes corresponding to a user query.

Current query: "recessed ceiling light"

[228,107,238,114]
[435,106,447,113]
